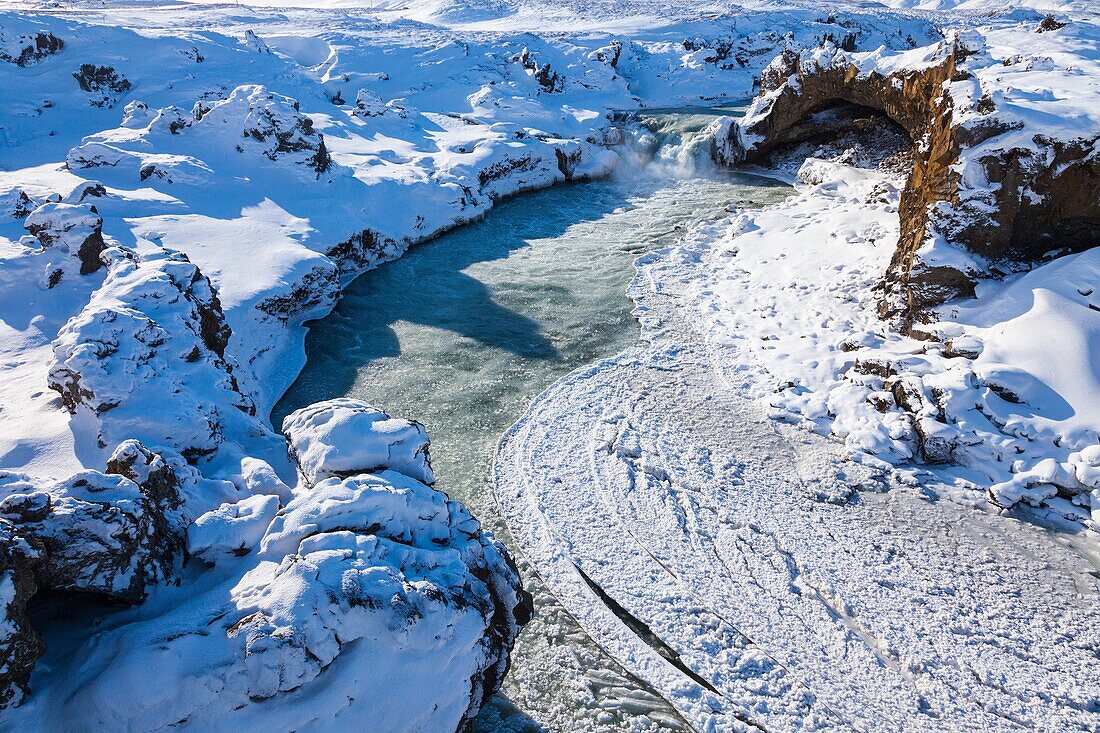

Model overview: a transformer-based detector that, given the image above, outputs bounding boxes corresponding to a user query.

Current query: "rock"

[47,246,272,462]
[0,456,184,604]
[714,37,1100,323]
[238,457,294,504]
[0,30,63,66]
[0,187,36,219]
[352,88,387,117]
[187,494,279,563]
[196,85,332,175]
[72,64,131,108]
[0,519,43,709]
[24,457,530,731]
[913,416,960,464]
[516,47,563,94]
[254,470,530,726]
[255,262,340,322]
[282,398,435,487]
[23,201,106,277]
[64,180,106,203]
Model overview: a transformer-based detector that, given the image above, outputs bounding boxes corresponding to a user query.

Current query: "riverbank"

[494,156,1100,731]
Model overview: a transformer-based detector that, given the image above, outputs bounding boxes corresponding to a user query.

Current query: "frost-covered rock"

[4,438,529,730]
[72,64,131,108]
[283,398,435,486]
[0,29,62,66]
[352,88,387,117]
[68,85,332,182]
[47,246,279,463]
[195,85,331,175]
[0,187,36,219]
[23,201,106,278]
[0,445,185,604]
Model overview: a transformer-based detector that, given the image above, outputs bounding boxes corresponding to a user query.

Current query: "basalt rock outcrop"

[23,201,107,281]
[0,521,42,709]
[715,34,1100,323]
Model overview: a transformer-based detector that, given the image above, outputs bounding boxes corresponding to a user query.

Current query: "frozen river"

[274,109,790,731]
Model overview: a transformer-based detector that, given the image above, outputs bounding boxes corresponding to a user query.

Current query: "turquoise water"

[273,111,790,732]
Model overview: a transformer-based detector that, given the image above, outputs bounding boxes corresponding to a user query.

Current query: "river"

[273,107,790,732]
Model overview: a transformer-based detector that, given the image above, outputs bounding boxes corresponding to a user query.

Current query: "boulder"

[23,201,106,277]
[195,85,332,175]
[0,30,62,66]
[0,455,184,604]
[282,398,435,487]
[47,246,273,462]
[72,64,131,108]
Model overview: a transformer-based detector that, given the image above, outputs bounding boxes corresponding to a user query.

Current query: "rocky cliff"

[715,19,1100,323]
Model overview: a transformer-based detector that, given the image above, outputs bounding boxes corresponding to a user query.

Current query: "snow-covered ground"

[1,0,1098,730]
[496,155,1100,731]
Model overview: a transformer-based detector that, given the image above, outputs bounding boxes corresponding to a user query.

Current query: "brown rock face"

[716,42,1100,323]
[0,520,43,709]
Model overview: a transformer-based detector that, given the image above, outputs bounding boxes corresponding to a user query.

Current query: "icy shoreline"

[494,158,1100,731]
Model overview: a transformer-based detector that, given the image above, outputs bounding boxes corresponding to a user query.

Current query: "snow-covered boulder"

[193,85,331,175]
[7,445,530,730]
[187,493,279,563]
[0,462,182,604]
[23,201,106,279]
[0,187,36,219]
[72,64,131,108]
[68,85,333,182]
[283,398,435,486]
[0,29,62,66]
[352,88,387,117]
[47,246,280,464]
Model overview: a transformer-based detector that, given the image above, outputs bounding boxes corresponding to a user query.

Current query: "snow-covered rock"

[0,28,62,67]
[0,521,42,710]
[283,398,435,486]
[186,493,279,563]
[195,85,332,175]
[47,246,283,465]
[23,201,106,280]
[0,463,181,604]
[715,21,1100,322]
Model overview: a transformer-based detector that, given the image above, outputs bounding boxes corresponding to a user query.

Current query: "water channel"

[273,107,791,732]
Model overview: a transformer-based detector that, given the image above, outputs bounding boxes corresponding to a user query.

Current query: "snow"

[495,156,1100,731]
[282,399,435,487]
[0,0,1098,729]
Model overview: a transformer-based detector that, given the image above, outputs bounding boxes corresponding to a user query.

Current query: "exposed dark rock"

[72,64,131,108]
[0,519,43,709]
[0,31,63,66]
[714,40,1100,324]
[1037,15,1067,33]
[516,47,563,94]
[23,201,106,276]
[255,263,340,322]
[326,228,392,271]
[555,147,582,178]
